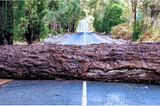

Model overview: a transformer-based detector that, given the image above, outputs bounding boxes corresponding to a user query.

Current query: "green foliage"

[48,0,59,11]
[14,1,48,42]
[34,1,48,39]
[1,0,86,44]
[92,1,124,34]
[0,1,14,44]
[53,31,58,35]
[13,1,26,41]
[45,0,86,33]
[93,16,103,32]
[127,30,130,35]
[58,28,63,34]
[102,4,124,34]
[132,21,143,42]
[112,29,116,35]
[58,0,86,32]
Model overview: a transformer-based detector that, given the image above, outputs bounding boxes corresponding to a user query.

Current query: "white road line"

[84,32,87,45]
[82,21,87,105]
[82,81,87,105]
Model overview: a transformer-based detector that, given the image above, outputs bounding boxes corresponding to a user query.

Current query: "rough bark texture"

[0,42,160,84]
[131,0,137,24]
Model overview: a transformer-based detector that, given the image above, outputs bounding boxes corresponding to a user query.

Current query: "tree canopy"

[0,0,86,45]
[1,0,160,44]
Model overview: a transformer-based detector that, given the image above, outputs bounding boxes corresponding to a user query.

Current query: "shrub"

[132,21,143,42]
[127,30,130,35]
[53,31,58,35]
[58,28,63,34]
[102,4,124,34]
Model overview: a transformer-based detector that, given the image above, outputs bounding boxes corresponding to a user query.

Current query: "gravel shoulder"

[94,32,129,44]
[34,32,78,45]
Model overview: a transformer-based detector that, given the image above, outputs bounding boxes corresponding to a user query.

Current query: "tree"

[121,0,132,28]
[131,0,138,24]
[13,1,25,41]
[92,0,108,32]
[102,4,124,34]
[0,0,86,45]
[33,1,48,41]
[57,0,86,32]
[0,1,14,45]
[45,0,86,33]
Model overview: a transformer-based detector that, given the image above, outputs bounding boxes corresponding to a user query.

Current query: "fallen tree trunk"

[0,42,160,84]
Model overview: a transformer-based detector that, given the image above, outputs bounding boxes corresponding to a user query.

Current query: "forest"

[1,0,160,45]
[0,0,86,45]
[89,0,160,42]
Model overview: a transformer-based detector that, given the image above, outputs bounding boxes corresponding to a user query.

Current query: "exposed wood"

[0,79,13,86]
[0,43,160,84]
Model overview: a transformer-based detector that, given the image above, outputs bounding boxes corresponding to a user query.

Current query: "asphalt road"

[0,32,160,105]
[1,80,160,105]
[59,32,113,45]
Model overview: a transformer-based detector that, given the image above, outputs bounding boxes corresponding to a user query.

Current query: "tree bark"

[131,0,137,24]
[149,5,160,18]
[0,43,160,84]
[0,1,14,45]
[7,0,14,45]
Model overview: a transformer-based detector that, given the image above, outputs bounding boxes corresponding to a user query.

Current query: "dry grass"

[110,23,160,42]
[110,23,133,42]
[141,31,160,42]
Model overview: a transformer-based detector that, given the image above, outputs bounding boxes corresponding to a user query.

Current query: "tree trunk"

[0,1,13,45]
[0,1,5,45]
[149,5,160,18]
[150,5,156,18]
[131,0,137,24]
[0,43,160,84]
[6,0,14,45]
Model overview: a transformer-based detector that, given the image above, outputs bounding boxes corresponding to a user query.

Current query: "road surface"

[59,32,113,45]
[0,32,160,105]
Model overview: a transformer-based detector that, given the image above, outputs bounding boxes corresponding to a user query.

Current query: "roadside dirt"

[0,79,13,86]
[33,32,78,45]
[94,32,129,44]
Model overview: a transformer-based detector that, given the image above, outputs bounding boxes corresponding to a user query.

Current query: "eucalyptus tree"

[46,0,86,33]
[93,0,108,32]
